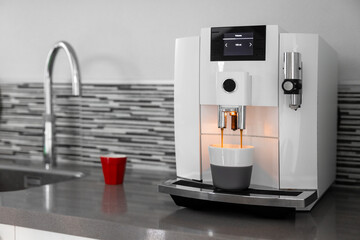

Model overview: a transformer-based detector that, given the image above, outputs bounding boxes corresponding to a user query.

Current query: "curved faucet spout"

[43,41,81,167]
[44,41,81,115]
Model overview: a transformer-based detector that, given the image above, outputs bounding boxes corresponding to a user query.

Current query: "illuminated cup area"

[208,144,254,167]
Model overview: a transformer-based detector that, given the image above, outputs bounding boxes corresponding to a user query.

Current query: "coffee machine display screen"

[223,32,254,56]
[211,25,266,61]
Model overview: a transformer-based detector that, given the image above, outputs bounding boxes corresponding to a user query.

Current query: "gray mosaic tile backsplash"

[0,83,175,170]
[337,85,360,188]
[0,83,359,188]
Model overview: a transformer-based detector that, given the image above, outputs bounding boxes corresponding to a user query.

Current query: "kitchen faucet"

[43,41,81,168]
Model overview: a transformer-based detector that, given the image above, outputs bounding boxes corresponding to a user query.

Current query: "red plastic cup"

[100,155,127,185]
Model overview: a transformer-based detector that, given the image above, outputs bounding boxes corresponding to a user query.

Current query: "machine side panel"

[279,34,319,190]
[199,28,213,104]
[174,37,201,180]
[317,37,337,196]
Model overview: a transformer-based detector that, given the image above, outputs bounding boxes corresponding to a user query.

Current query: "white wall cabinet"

[16,227,97,240]
[0,224,97,240]
[0,223,15,240]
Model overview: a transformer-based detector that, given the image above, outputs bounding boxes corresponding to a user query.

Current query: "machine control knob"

[223,79,236,93]
[282,79,301,94]
[282,80,294,91]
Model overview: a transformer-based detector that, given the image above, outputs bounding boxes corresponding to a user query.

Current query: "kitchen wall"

[0,0,359,84]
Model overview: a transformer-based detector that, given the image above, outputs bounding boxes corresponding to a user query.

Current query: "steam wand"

[282,52,302,110]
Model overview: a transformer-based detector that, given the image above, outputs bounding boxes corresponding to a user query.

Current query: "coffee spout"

[218,105,246,130]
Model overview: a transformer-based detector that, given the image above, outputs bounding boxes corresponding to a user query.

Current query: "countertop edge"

[0,203,218,240]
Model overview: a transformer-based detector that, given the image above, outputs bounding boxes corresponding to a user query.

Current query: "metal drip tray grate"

[175,180,302,196]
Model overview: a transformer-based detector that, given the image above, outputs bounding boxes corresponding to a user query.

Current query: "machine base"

[159,179,318,211]
[171,195,298,217]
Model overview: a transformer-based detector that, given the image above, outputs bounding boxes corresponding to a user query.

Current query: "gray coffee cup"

[209,144,254,191]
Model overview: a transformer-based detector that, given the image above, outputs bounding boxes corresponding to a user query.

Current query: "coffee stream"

[221,128,224,148]
[220,128,243,148]
[240,129,243,148]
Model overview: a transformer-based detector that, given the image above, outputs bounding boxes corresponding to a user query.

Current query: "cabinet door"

[16,227,97,240]
[0,223,15,240]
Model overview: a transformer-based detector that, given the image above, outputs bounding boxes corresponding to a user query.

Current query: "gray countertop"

[0,160,359,240]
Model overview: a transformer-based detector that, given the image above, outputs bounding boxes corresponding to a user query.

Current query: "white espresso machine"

[159,25,338,211]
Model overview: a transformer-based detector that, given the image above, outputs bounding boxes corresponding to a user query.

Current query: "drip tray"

[158,179,318,210]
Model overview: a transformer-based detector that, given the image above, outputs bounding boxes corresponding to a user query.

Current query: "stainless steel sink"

[0,165,84,192]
